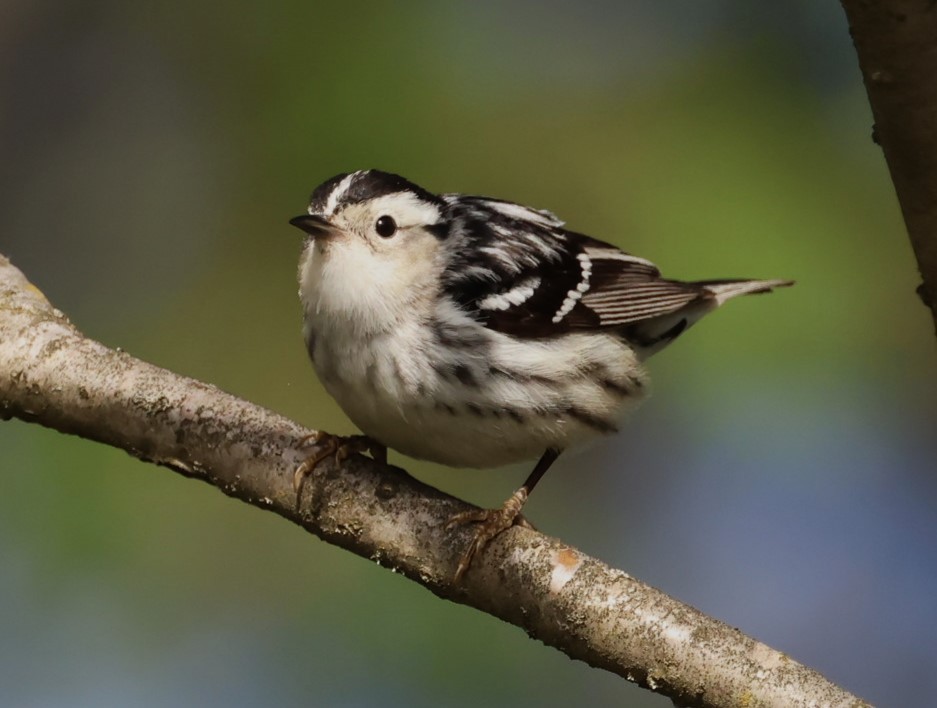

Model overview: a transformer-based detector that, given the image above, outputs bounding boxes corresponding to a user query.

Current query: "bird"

[289,169,792,581]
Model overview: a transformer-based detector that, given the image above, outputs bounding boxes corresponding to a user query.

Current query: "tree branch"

[0,254,866,707]
[841,0,937,334]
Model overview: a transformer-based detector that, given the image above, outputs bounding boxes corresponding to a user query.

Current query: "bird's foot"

[293,432,385,506]
[446,488,534,582]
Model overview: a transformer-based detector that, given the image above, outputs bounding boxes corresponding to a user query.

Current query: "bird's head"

[292,170,451,333]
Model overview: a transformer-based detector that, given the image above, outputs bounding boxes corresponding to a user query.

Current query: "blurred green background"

[2,1,936,706]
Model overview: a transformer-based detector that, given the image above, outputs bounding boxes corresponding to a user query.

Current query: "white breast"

[305,296,650,469]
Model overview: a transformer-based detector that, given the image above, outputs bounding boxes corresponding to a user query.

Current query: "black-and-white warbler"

[290,169,792,580]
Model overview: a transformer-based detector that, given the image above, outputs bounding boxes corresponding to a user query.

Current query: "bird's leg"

[293,431,387,506]
[447,448,560,582]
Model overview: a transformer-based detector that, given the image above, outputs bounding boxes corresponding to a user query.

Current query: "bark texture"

[841,0,937,333]
[0,254,867,707]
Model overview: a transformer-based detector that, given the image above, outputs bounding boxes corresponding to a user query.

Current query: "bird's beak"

[289,213,337,238]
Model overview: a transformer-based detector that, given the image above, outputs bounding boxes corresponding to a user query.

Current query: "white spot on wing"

[479,276,541,311]
[551,253,592,323]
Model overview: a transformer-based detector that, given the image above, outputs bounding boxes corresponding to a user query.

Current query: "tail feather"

[625,278,793,358]
[698,278,795,306]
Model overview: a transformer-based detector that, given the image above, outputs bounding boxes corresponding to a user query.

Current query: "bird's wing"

[441,196,706,339]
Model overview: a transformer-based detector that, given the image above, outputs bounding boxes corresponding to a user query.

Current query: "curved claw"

[292,433,385,507]
[293,435,339,493]
[447,488,530,583]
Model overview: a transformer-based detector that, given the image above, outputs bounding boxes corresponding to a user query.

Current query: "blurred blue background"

[2,1,936,705]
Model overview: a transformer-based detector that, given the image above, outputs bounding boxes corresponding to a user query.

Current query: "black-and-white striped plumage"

[291,169,791,471]
[439,193,784,352]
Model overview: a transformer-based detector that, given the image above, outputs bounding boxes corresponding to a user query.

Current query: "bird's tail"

[696,278,795,306]
[626,278,794,358]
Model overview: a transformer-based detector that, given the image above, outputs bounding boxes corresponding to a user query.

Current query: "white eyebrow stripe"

[363,192,443,228]
[322,172,363,216]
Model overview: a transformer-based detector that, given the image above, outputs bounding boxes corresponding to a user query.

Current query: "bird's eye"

[375,215,397,238]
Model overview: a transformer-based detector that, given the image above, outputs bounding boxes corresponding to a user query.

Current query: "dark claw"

[447,488,530,582]
[293,433,385,507]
